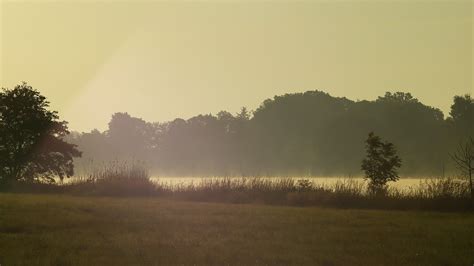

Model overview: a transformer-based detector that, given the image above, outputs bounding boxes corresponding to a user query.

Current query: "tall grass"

[162,177,298,204]
[3,164,472,211]
[415,178,470,199]
[154,176,472,210]
[67,162,156,196]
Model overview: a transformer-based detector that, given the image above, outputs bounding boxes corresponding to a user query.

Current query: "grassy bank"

[0,193,473,265]
[4,174,472,211]
[2,164,472,211]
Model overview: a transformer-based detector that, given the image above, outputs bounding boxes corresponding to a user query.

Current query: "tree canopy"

[0,83,81,185]
[67,90,472,177]
[362,132,402,194]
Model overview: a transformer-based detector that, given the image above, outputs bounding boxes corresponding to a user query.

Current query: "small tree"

[0,83,81,186]
[450,137,473,199]
[361,132,402,195]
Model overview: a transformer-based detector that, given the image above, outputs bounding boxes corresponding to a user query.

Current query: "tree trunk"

[470,168,473,203]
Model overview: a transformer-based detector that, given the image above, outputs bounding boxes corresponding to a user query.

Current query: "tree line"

[66,90,473,177]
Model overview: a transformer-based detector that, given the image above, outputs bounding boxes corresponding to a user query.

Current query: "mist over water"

[151,176,443,192]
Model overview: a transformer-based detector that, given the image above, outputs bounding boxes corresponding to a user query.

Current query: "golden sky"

[1,0,472,132]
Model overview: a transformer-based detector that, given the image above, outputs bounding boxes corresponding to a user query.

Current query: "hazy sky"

[1,0,472,132]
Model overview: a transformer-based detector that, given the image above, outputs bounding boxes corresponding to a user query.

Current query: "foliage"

[0,83,81,186]
[449,94,474,136]
[361,132,402,195]
[65,90,470,177]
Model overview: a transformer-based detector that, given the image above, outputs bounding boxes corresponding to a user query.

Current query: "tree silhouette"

[449,94,474,138]
[361,132,402,195]
[107,112,156,160]
[451,137,474,200]
[67,90,468,177]
[0,83,81,186]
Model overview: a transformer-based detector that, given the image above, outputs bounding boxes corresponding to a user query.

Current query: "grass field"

[0,193,473,265]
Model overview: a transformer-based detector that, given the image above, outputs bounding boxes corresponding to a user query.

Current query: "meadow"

[1,193,473,265]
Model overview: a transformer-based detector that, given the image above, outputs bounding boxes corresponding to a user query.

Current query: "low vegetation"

[1,193,473,265]
[3,165,472,211]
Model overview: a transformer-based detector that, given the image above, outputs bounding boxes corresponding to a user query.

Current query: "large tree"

[107,112,156,160]
[0,83,81,185]
[449,94,474,138]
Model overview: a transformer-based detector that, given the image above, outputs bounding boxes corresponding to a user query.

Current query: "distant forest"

[67,91,473,177]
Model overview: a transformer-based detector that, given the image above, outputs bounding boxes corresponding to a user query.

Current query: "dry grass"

[1,193,473,265]
[3,164,472,211]
[68,162,156,196]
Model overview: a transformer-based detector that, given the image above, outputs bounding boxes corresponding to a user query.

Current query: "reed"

[3,164,472,211]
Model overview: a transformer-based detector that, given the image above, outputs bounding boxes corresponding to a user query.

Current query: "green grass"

[0,193,473,265]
